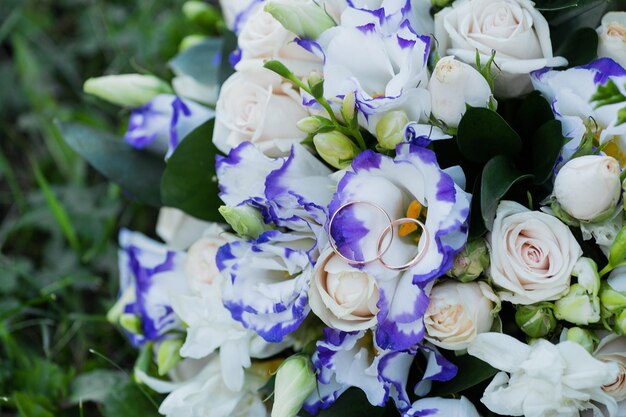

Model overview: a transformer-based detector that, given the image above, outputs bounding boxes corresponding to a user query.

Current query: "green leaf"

[68,370,128,404]
[556,27,598,68]
[219,30,238,85]
[469,176,487,238]
[299,389,389,417]
[102,382,161,417]
[13,392,56,417]
[514,91,555,140]
[264,60,295,80]
[56,121,165,207]
[534,0,578,10]
[531,120,567,184]
[429,354,497,397]
[591,79,626,109]
[457,108,522,163]
[161,119,222,221]
[169,38,222,86]
[481,156,534,230]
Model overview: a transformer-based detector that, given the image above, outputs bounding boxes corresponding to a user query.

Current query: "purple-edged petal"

[413,344,458,396]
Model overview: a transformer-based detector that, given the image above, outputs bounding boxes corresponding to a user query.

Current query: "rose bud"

[515,303,557,338]
[554,155,622,222]
[271,355,316,417]
[84,74,172,108]
[593,334,626,402]
[555,284,601,326]
[309,248,380,332]
[597,12,626,69]
[424,280,499,351]
[566,327,598,353]
[313,131,360,169]
[428,56,493,128]
[446,238,490,282]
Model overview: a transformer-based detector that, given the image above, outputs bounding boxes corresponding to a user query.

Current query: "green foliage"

[457,108,522,163]
[556,27,598,68]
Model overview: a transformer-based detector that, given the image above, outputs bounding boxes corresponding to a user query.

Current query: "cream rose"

[594,334,626,402]
[597,12,626,69]
[238,6,322,77]
[434,0,567,98]
[489,201,583,305]
[184,225,229,294]
[309,248,380,332]
[424,280,498,351]
[213,62,310,157]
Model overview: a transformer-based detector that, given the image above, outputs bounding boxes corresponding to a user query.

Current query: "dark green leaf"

[102,382,161,417]
[469,175,487,238]
[591,79,626,109]
[514,91,555,140]
[429,354,497,397]
[299,389,389,417]
[169,39,222,86]
[481,156,534,230]
[531,120,567,184]
[534,0,578,10]
[69,370,128,404]
[556,27,598,67]
[56,122,164,206]
[161,119,223,221]
[457,108,522,163]
[219,30,239,85]
[13,392,56,417]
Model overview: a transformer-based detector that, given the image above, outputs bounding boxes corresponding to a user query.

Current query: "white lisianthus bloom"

[309,248,380,332]
[213,63,310,157]
[156,207,216,251]
[238,5,322,77]
[489,201,582,305]
[598,12,626,69]
[554,155,622,222]
[594,334,626,403]
[424,280,499,351]
[405,396,480,417]
[219,0,263,33]
[434,0,567,97]
[428,56,493,128]
[468,333,620,417]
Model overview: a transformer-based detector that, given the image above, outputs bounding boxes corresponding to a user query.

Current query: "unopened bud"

[555,284,601,325]
[515,303,557,338]
[264,0,336,39]
[342,91,356,122]
[566,327,598,353]
[447,239,490,282]
[157,339,183,375]
[84,74,172,108]
[297,116,326,134]
[376,111,409,150]
[271,355,316,417]
[219,205,270,239]
[600,280,626,314]
[313,131,360,169]
[120,314,143,335]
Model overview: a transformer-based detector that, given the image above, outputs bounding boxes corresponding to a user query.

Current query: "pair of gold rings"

[327,201,430,271]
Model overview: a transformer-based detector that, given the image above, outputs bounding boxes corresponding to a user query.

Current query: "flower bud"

[83,74,172,108]
[566,327,598,353]
[601,271,626,314]
[515,303,557,338]
[297,116,326,134]
[376,111,410,150]
[120,313,142,335]
[264,0,336,40]
[446,239,490,282]
[597,12,626,69]
[428,56,493,128]
[271,355,316,417]
[219,205,270,239]
[307,71,323,90]
[555,284,601,325]
[572,257,600,296]
[553,155,621,222]
[157,338,183,376]
[616,309,626,334]
[342,91,356,122]
[182,1,220,27]
[313,131,360,169]
[432,0,453,7]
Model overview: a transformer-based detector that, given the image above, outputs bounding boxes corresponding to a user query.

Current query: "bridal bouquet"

[65,0,626,416]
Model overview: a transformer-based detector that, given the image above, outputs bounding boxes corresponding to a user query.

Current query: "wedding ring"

[376,218,430,271]
[328,200,394,265]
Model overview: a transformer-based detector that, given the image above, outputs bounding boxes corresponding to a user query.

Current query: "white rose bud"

[376,111,410,150]
[489,201,582,305]
[554,155,621,222]
[265,0,336,40]
[309,248,380,332]
[593,334,626,402]
[428,56,493,128]
[597,12,626,69]
[271,355,317,417]
[83,74,172,108]
[424,280,498,351]
[313,131,360,169]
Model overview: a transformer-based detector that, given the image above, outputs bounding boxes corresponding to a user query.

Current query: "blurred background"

[0,1,198,415]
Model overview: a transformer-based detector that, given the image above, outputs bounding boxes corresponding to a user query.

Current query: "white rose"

[309,248,380,332]
[184,225,229,293]
[594,334,626,402]
[213,63,310,157]
[597,12,626,69]
[489,201,582,305]
[424,280,498,351]
[156,207,215,251]
[434,0,567,98]
[428,56,493,128]
[238,6,322,77]
[554,155,622,222]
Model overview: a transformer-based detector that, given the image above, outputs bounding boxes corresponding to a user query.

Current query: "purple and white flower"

[404,396,480,417]
[125,94,214,158]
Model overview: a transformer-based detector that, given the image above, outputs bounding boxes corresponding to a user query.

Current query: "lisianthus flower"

[125,94,214,159]
[111,229,188,347]
[531,58,626,164]
[404,396,481,417]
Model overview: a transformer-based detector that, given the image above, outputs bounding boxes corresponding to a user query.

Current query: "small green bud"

[610,225,626,268]
[566,327,598,353]
[600,281,626,314]
[515,303,557,338]
[307,71,323,90]
[432,0,453,7]
[271,355,316,417]
[84,74,172,108]
[219,205,270,239]
[157,338,184,376]
[264,1,336,40]
[182,1,220,27]
[555,284,601,325]
[107,286,136,324]
[341,91,356,123]
[376,111,409,150]
[179,35,210,52]
[120,314,143,335]
[297,116,326,134]
[446,239,490,282]
[313,131,360,169]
